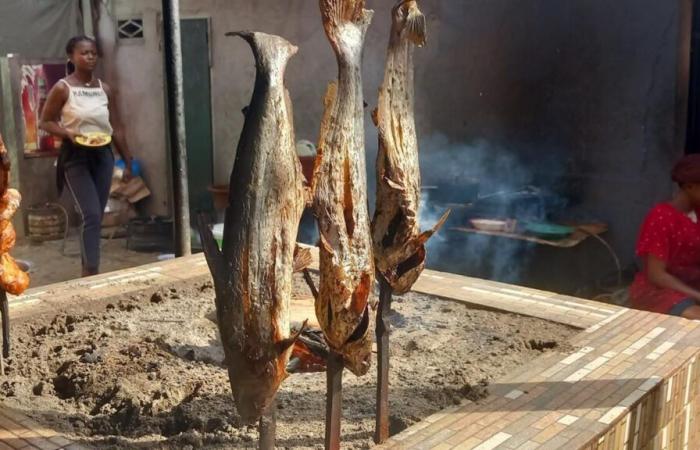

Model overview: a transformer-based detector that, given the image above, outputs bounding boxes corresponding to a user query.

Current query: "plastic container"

[115,158,142,177]
[212,223,224,249]
[522,221,574,240]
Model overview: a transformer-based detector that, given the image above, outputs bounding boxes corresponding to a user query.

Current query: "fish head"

[386,245,427,294]
[340,333,372,376]
[339,305,373,376]
[229,354,289,424]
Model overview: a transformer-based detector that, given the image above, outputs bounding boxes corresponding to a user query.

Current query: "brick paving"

[3,247,698,449]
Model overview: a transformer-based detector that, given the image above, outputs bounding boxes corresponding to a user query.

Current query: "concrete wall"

[109,0,690,289]
[0,2,83,235]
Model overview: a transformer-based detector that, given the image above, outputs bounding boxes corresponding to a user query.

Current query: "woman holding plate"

[40,35,133,277]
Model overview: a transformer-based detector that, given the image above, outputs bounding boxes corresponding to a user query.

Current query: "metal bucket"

[126,217,174,252]
[27,204,67,242]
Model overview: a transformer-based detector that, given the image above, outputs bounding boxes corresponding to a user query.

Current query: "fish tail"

[226,31,298,73]
[320,0,373,41]
[320,0,364,26]
[403,1,427,47]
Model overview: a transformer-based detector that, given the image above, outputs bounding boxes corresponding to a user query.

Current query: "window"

[118,19,144,40]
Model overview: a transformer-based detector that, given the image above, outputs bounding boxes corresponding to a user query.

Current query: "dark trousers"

[60,144,114,273]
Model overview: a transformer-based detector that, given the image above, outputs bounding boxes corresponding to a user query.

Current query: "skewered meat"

[313,0,375,376]
[197,31,305,424]
[371,0,449,295]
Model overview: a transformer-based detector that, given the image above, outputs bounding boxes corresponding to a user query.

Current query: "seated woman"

[630,154,700,319]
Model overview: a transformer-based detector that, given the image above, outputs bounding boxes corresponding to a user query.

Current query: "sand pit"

[1,273,577,449]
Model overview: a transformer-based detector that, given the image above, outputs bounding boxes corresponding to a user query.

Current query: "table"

[449,223,608,248]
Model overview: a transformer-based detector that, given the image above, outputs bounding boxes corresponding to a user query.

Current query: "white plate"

[470,219,508,232]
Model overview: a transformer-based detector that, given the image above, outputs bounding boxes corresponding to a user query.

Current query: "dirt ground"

[1,273,577,449]
[12,237,162,287]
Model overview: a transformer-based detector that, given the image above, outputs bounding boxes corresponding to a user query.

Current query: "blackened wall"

[108,0,691,292]
[415,0,691,292]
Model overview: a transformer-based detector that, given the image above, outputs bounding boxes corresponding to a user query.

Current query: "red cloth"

[630,203,700,313]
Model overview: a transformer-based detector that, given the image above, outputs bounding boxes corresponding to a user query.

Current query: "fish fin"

[405,1,427,47]
[318,232,334,255]
[276,319,309,354]
[313,82,337,193]
[414,209,451,245]
[384,176,405,192]
[293,245,313,273]
[371,107,379,127]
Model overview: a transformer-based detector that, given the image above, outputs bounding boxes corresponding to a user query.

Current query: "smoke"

[417,133,569,283]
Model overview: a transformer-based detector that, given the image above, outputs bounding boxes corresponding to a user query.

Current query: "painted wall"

[109,0,690,290]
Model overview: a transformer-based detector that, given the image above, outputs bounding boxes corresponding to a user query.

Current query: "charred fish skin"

[313,0,375,376]
[371,0,449,295]
[206,31,304,424]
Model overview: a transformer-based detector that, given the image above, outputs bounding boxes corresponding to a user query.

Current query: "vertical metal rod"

[1,290,9,360]
[374,276,392,444]
[258,398,276,450]
[162,0,191,256]
[325,351,343,450]
[0,56,24,237]
[81,0,94,37]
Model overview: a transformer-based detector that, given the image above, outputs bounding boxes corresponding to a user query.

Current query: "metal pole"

[0,290,8,360]
[258,398,277,450]
[374,276,392,444]
[0,56,23,237]
[81,0,94,37]
[162,0,191,256]
[325,352,343,450]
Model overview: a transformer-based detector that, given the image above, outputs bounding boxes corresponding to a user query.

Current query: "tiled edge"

[414,269,622,329]
[0,406,88,449]
[376,308,700,449]
[7,247,692,450]
[580,354,699,450]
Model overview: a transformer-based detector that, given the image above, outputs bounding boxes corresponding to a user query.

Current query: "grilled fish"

[198,31,305,423]
[313,0,375,376]
[372,0,449,295]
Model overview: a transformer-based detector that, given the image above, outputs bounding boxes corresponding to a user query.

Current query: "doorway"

[180,18,214,216]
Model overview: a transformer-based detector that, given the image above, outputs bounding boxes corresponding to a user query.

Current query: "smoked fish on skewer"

[313,0,376,376]
[198,31,305,423]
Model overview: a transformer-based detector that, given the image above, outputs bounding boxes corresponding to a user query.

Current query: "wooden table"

[449,223,608,248]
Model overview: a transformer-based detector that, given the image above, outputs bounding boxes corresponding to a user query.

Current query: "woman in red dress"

[630,154,700,319]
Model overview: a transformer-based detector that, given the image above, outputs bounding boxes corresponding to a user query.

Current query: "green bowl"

[523,221,574,239]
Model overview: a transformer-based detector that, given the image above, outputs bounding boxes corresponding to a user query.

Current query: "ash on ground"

[2,274,577,449]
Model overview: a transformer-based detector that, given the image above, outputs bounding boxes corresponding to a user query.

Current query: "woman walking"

[40,35,133,277]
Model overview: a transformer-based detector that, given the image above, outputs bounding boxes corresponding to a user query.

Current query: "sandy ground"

[1,274,577,449]
[12,237,162,288]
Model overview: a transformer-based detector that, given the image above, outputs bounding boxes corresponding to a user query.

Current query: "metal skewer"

[325,351,343,450]
[374,276,392,444]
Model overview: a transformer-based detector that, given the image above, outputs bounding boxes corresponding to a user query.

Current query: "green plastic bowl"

[523,221,574,239]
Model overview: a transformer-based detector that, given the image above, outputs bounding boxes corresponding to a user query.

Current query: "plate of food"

[75,132,112,148]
